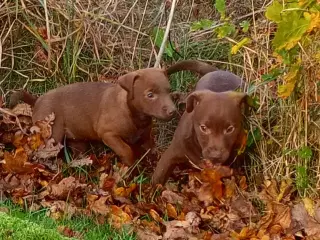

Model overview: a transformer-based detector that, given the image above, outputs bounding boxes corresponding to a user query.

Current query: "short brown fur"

[152,90,247,185]
[8,60,231,168]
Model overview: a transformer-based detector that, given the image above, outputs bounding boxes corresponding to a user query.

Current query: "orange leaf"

[3,147,28,173]
[239,176,248,191]
[29,133,44,150]
[109,205,132,229]
[149,209,163,223]
[166,203,178,219]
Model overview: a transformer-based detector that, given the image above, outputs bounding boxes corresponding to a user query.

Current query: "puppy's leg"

[101,133,135,166]
[151,145,183,185]
[68,140,89,159]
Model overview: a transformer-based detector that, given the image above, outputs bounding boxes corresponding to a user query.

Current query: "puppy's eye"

[147,92,154,98]
[224,125,235,134]
[200,124,208,133]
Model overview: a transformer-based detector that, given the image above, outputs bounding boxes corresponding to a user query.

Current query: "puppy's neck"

[127,100,152,129]
[183,113,202,159]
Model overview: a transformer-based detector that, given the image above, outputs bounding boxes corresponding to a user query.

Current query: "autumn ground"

[1,0,320,239]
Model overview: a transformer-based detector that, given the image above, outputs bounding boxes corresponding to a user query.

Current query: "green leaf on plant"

[265,0,283,23]
[215,22,236,38]
[272,10,310,51]
[296,165,309,193]
[214,0,226,19]
[151,27,175,58]
[240,20,250,32]
[261,68,284,82]
[191,19,215,31]
[298,146,313,160]
[247,128,262,147]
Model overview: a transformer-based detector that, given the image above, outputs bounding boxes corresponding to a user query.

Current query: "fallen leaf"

[303,197,315,217]
[150,209,163,223]
[48,176,77,199]
[136,228,162,240]
[161,190,184,205]
[88,196,111,215]
[57,226,81,238]
[166,203,178,219]
[69,157,93,167]
[239,176,248,191]
[41,201,78,220]
[33,138,63,159]
[109,205,132,229]
[2,147,30,174]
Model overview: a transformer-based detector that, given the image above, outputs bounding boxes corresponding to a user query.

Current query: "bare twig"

[154,0,177,68]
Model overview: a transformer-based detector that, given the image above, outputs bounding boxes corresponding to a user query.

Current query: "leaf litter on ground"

[1,103,320,239]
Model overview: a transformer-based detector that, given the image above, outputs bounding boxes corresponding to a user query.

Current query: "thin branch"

[154,0,177,68]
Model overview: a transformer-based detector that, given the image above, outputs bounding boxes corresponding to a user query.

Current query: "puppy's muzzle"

[162,105,176,118]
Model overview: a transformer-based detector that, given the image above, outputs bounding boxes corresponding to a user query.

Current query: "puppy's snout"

[163,105,176,116]
[203,147,229,163]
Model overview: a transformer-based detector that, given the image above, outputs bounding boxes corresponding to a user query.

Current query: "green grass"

[0,201,136,240]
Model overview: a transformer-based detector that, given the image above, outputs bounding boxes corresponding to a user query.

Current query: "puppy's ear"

[118,72,140,99]
[228,91,248,106]
[186,91,205,113]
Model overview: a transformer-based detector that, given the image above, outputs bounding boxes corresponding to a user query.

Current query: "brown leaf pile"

[1,103,320,240]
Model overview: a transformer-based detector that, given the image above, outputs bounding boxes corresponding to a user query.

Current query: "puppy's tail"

[166,60,217,76]
[9,90,38,108]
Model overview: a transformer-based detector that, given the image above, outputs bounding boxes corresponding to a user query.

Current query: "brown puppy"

[151,90,248,185]
[12,69,176,166]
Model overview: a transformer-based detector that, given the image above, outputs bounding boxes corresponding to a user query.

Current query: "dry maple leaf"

[136,228,162,240]
[69,157,93,168]
[32,113,55,140]
[11,103,32,117]
[88,195,111,215]
[2,147,29,173]
[41,200,78,220]
[113,183,137,198]
[47,176,77,199]
[99,175,116,191]
[33,138,63,159]
[291,202,320,237]
[109,205,132,229]
[161,190,184,205]
[189,166,233,205]
[163,212,201,240]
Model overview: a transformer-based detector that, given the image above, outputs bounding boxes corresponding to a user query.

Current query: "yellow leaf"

[304,12,320,33]
[302,197,315,217]
[231,37,251,55]
[277,179,292,202]
[278,63,301,98]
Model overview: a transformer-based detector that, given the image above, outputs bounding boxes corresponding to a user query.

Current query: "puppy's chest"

[125,128,146,145]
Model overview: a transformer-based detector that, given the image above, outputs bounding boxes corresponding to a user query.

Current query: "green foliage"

[240,20,250,33]
[214,0,226,19]
[191,19,215,31]
[261,68,284,81]
[296,165,309,195]
[297,146,313,160]
[247,128,262,148]
[151,27,175,58]
[215,22,236,38]
[265,0,320,98]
